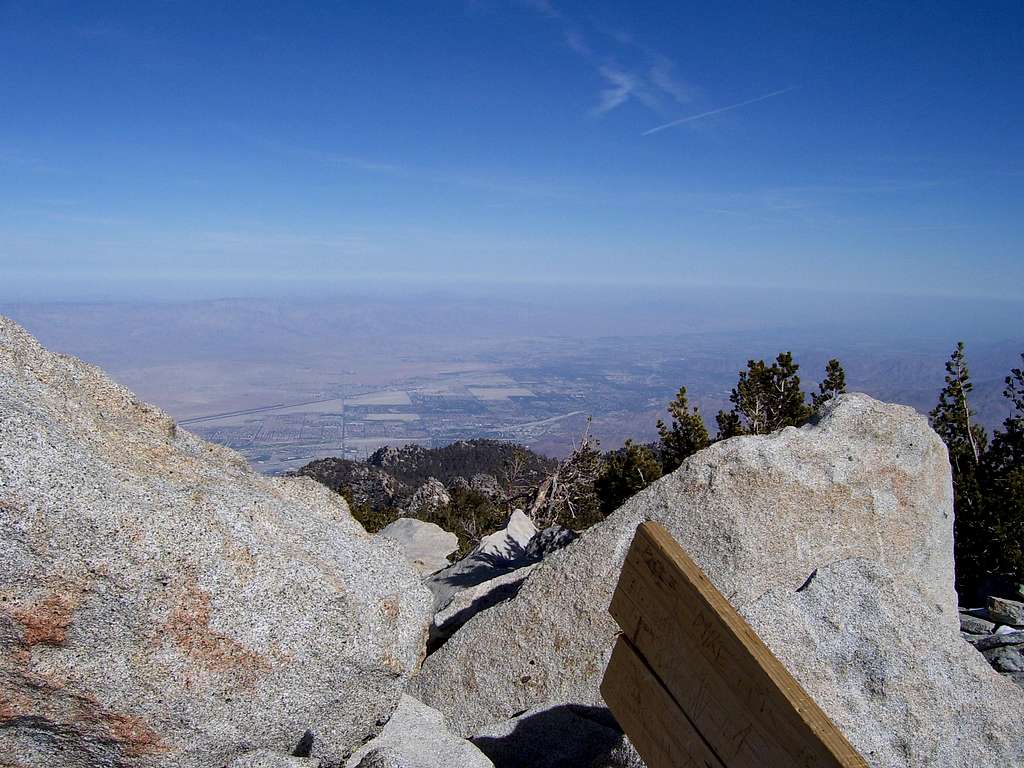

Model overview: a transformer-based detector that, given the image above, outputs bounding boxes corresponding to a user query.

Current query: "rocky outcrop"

[345,696,493,768]
[430,565,538,650]
[469,473,502,501]
[424,510,538,612]
[743,558,1024,765]
[407,478,451,517]
[960,598,1024,690]
[411,395,1024,764]
[0,317,435,767]
[296,442,556,523]
[294,457,405,510]
[988,596,1024,627]
[425,520,578,649]
[379,518,459,575]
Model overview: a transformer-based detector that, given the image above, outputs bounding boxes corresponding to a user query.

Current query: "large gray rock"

[988,596,1024,627]
[984,646,1024,673]
[412,395,958,735]
[379,518,459,576]
[1005,672,1024,691]
[960,611,996,635]
[0,317,434,767]
[742,558,1024,765]
[346,695,493,768]
[424,510,538,611]
[967,630,1024,651]
[430,565,538,650]
[227,751,320,768]
[475,509,537,559]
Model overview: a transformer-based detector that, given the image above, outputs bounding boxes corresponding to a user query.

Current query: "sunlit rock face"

[0,316,434,767]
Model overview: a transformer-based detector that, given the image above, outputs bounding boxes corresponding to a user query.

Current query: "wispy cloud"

[594,67,639,115]
[643,86,797,135]
[649,56,691,104]
[522,0,561,19]
[521,1,691,118]
[564,29,591,57]
[299,149,406,175]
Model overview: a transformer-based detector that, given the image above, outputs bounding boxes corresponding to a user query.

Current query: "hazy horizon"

[4,280,1023,342]
[4,291,1021,470]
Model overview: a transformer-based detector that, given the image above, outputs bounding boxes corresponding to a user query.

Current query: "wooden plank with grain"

[602,521,867,768]
[600,634,726,768]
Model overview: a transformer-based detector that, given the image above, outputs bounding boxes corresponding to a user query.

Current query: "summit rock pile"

[411,394,1024,765]
[2,316,1023,768]
[959,595,1024,689]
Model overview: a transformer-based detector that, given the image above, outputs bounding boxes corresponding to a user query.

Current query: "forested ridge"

[301,346,1024,604]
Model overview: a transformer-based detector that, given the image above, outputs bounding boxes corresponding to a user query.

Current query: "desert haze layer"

[3,287,1021,473]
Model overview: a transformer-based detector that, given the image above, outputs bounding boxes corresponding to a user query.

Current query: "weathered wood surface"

[600,521,867,768]
[602,635,725,768]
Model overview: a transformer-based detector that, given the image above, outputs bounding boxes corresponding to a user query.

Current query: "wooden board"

[602,635,725,768]
[600,521,867,768]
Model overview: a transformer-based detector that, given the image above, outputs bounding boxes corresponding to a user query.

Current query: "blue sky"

[1,0,1022,300]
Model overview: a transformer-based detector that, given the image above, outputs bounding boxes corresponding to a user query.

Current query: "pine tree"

[988,355,1024,473]
[930,342,986,471]
[715,409,744,439]
[929,342,989,598]
[979,354,1024,588]
[718,352,811,437]
[594,440,662,515]
[657,386,710,473]
[811,359,847,416]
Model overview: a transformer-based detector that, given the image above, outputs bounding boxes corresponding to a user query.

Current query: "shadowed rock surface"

[429,565,538,651]
[424,510,538,611]
[988,596,1024,627]
[425,518,579,651]
[471,704,639,768]
[0,316,434,767]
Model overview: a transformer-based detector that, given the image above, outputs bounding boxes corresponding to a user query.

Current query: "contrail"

[642,86,797,136]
